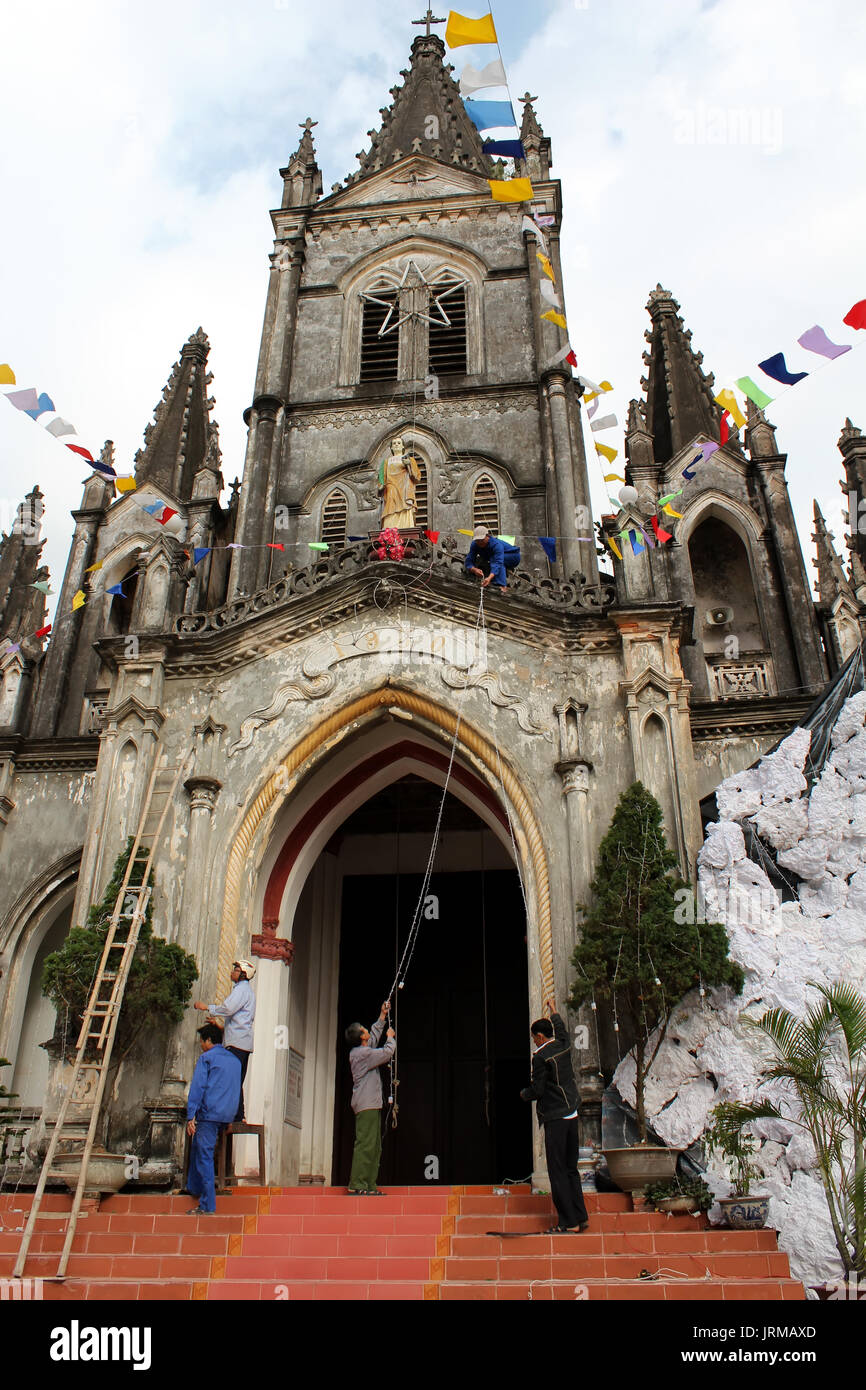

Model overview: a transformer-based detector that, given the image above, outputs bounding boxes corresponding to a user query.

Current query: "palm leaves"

[721,982,866,1277]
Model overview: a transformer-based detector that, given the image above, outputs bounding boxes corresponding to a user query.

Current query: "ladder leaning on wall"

[14,750,191,1280]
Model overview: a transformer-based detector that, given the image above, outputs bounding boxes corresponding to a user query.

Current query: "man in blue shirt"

[464,525,508,591]
[186,1023,242,1215]
[193,958,256,1122]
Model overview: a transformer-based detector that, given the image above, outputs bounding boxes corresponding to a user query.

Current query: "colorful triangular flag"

[757,353,808,386]
[842,299,866,331]
[45,417,76,437]
[459,57,507,95]
[115,476,137,493]
[193,547,211,565]
[72,589,86,610]
[489,178,534,203]
[106,584,125,598]
[540,310,567,330]
[0,365,15,385]
[308,542,329,551]
[735,376,774,409]
[24,392,55,420]
[714,389,746,428]
[797,325,851,360]
[157,507,177,525]
[445,10,498,48]
[594,442,618,464]
[34,624,52,638]
[538,536,556,563]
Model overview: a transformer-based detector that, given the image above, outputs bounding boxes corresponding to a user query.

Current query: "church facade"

[1,29,864,1187]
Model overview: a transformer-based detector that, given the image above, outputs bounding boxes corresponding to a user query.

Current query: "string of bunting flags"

[0,362,119,479]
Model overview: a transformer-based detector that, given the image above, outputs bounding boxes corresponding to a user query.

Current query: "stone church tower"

[0,26,858,1187]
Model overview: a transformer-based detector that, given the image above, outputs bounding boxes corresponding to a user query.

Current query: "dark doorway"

[331,785,532,1186]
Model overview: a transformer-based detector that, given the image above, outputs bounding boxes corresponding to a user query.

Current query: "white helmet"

[235,958,257,980]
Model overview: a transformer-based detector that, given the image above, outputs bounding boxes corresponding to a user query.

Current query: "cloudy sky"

[1,0,864,618]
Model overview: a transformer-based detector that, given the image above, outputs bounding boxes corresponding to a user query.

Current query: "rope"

[384,587,487,1000]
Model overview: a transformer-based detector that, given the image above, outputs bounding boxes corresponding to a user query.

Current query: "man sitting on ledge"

[464,525,508,592]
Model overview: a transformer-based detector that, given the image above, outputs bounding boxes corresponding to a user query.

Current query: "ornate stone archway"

[217,686,553,997]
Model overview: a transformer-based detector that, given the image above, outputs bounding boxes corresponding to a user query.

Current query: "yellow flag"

[714,389,746,429]
[607,535,623,560]
[604,473,625,483]
[595,443,618,464]
[85,561,102,572]
[72,590,86,610]
[541,310,567,330]
[445,10,498,47]
[0,364,15,385]
[489,178,534,203]
[663,503,684,518]
[536,252,555,282]
[458,529,474,536]
[115,476,137,493]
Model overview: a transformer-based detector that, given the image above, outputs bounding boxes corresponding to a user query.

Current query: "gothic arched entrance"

[232,699,547,1187]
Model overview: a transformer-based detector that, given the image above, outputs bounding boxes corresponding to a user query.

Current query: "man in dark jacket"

[520,998,589,1233]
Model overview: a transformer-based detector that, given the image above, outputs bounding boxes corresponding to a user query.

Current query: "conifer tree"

[569,782,743,1142]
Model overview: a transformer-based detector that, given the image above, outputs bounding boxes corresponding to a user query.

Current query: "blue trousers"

[188,1118,221,1213]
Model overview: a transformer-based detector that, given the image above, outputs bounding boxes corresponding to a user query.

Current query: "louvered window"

[360,292,399,382]
[414,460,429,531]
[321,489,348,547]
[428,279,467,376]
[472,475,500,533]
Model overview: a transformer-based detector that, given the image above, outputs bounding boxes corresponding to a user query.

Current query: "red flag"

[425,529,440,543]
[650,515,673,544]
[157,507,177,525]
[267,542,285,550]
[34,624,52,638]
[719,410,730,444]
[65,443,94,462]
[843,298,866,331]
[566,350,578,369]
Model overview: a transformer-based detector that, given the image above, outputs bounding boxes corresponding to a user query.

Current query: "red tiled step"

[443,1251,793,1281]
[252,1214,445,1236]
[205,1281,429,1301]
[448,1228,778,1257]
[222,1255,432,1281]
[238,1234,438,1257]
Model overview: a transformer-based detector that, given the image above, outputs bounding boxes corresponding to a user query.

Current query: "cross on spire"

[412,8,446,37]
[519,93,538,107]
[299,117,318,133]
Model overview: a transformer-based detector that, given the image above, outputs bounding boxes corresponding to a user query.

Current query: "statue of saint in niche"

[378,435,421,530]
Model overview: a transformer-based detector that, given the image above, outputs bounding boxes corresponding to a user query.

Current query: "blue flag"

[24,392,56,420]
[193,547,211,565]
[482,139,526,159]
[106,583,125,597]
[539,536,556,563]
[758,352,808,386]
[464,99,516,132]
[140,501,164,515]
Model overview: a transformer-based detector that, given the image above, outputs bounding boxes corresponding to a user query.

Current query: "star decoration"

[359,258,468,337]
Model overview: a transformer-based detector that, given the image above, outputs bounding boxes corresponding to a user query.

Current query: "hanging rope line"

[384,586,488,1000]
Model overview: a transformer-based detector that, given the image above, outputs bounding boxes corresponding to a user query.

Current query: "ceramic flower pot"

[51,1148,129,1198]
[655,1194,699,1214]
[603,1145,680,1193]
[718,1194,770,1229]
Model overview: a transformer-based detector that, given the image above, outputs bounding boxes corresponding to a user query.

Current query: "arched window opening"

[689,519,762,655]
[360,285,399,382]
[108,564,140,636]
[472,475,500,534]
[428,276,467,376]
[321,489,348,547]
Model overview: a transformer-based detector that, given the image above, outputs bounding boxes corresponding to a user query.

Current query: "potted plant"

[644,1174,714,1215]
[569,782,744,1194]
[40,841,198,1194]
[704,1101,770,1229]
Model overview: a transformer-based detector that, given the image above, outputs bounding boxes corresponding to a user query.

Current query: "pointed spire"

[624,397,656,482]
[640,286,721,464]
[812,501,854,608]
[280,117,323,209]
[0,485,48,646]
[134,329,219,504]
[350,34,492,182]
[519,92,552,181]
[837,417,866,570]
[745,396,779,459]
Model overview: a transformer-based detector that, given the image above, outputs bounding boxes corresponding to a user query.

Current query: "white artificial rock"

[624,690,866,1291]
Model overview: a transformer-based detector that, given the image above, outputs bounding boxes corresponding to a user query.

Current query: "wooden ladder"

[14,750,191,1279]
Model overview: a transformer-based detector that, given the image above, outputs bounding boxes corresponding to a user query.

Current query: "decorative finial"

[412,8,446,37]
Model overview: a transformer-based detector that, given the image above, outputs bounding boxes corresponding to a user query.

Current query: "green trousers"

[348,1108,383,1192]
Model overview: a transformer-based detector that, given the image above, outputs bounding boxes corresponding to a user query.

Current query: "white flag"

[459,58,507,95]
[547,342,575,367]
[590,414,618,431]
[45,417,77,437]
[539,280,561,309]
[521,215,547,251]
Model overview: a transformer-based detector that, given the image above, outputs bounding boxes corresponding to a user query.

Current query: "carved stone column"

[554,755,603,1162]
[179,776,222,961]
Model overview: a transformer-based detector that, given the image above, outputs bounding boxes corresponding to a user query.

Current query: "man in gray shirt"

[193,959,256,1122]
[345,1000,395,1195]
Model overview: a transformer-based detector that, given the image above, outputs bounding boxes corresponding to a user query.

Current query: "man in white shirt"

[193,959,256,1122]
